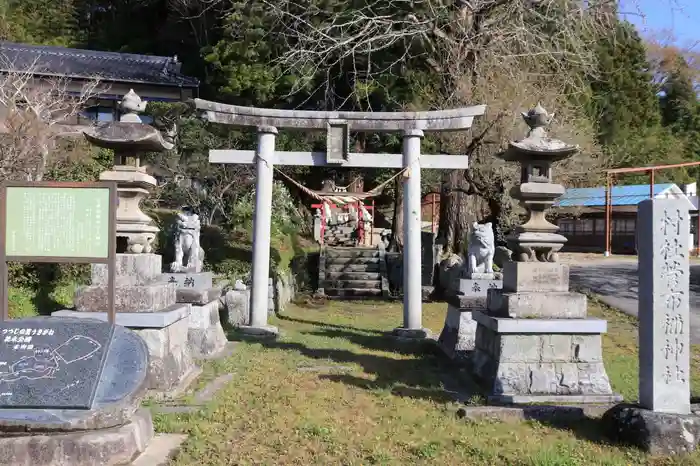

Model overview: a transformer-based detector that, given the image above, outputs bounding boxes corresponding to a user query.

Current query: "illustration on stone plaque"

[0,335,101,383]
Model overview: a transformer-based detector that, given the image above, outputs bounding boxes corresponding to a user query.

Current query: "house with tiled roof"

[0,41,199,124]
[554,182,698,253]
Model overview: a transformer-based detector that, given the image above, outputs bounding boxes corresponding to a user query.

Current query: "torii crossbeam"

[195,99,487,338]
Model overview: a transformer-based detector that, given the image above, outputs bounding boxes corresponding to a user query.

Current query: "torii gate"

[195,99,487,338]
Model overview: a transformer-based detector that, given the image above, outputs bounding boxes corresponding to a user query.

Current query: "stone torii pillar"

[194,100,487,338]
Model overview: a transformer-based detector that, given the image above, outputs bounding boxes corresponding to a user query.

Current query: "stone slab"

[238,325,279,338]
[192,373,234,404]
[438,304,477,360]
[131,433,188,466]
[53,305,189,329]
[0,317,112,410]
[0,408,154,466]
[502,262,569,293]
[487,290,587,318]
[74,282,176,313]
[0,321,148,432]
[638,198,691,415]
[176,287,221,305]
[91,254,162,287]
[162,272,213,290]
[602,404,700,455]
[472,311,607,334]
[457,404,589,423]
[490,394,623,405]
[297,365,354,373]
[392,328,432,340]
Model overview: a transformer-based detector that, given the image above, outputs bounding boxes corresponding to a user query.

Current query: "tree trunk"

[389,174,404,252]
[437,170,476,256]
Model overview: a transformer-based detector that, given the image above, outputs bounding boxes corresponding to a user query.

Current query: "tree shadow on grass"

[276,314,387,336]
[528,413,617,447]
[248,326,465,405]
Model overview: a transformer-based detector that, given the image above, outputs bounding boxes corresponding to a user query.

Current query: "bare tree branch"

[0,55,100,181]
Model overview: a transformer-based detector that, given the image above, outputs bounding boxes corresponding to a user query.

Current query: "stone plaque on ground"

[638,199,691,414]
[0,317,113,410]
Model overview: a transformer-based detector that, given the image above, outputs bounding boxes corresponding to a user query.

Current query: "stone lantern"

[499,103,578,263]
[59,90,199,397]
[469,105,620,404]
[83,89,171,253]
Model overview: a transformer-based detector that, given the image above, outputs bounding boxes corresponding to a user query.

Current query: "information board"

[0,317,113,409]
[4,186,111,259]
[0,182,117,322]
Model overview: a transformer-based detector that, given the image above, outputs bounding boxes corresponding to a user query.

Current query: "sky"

[619,0,699,47]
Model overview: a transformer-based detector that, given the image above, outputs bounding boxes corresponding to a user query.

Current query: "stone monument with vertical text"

[638,198,690,415]
[603,199,700,456]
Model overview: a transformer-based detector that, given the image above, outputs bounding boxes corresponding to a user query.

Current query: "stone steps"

[326,256,379,265]
[326,248,380,259]
[322,279,381,289]
[325,263,380,272]
[325,271,381,281]
[325,288,383,298]
[321,246,386,299]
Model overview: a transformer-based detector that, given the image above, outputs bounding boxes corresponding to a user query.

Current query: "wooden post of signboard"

[0,182,117,324]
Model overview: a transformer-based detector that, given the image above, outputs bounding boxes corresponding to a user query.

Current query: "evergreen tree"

[588,20,660,149]
[660,55,698,133]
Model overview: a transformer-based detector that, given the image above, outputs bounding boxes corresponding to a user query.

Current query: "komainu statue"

[170,207,205,273]
[466,222,495,277]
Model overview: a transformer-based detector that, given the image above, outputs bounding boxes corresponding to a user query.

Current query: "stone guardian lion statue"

[170,207,205,273]
[467,222,495,277]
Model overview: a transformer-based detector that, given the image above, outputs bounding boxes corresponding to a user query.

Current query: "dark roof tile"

[0,42,199,88]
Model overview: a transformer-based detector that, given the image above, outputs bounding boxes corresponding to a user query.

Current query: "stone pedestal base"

[471,311,618,402]
[487,290,586,318]
[74,282,176,313]
[0,408,154,466]
[133,314,198,395]
[602,404,700,455]
[176,287,221,306]
[53,307,197,397]
[438,304,477,361]
[239,325,279,338]
[392,327,431,340]
[188,300,228,358]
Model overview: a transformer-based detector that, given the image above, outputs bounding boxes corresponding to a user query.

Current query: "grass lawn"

[153,299,700,466]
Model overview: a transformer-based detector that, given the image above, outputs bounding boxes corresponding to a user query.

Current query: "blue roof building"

[554,182,697,254]
[556,183,697,212]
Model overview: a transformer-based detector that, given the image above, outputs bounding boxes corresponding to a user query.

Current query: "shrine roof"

[0,42,199,88]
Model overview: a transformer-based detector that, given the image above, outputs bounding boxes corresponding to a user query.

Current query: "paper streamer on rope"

[273,161,416,205]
